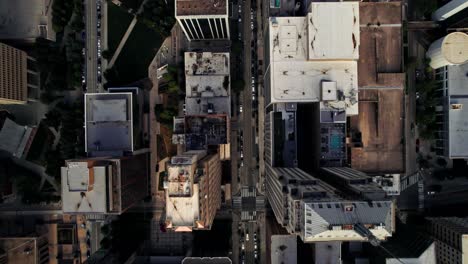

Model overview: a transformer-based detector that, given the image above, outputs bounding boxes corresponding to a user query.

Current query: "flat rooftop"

[448,63,468,158]
[0,0,55,41]
[0,237,42,264]
[271,235,297,264]
[176,0,227,16]
[320,123,346,167]
[268,4,359,115]
[167,163,194,197]
[358,2,404,88]
[85,93,133,157]
[350,89,404,173]
[307,2,360,60]
[302,200,393,242]
[166,187,200,231]
[61,161,108,213]
[184,52,230,116]
[0,118,33,158]
[185,115,229,149]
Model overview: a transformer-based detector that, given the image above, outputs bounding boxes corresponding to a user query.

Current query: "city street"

[85,0,102,93]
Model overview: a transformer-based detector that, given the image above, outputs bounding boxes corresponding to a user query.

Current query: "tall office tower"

[426,217,468,264]
[175,0,230,41]
[426,32,468,159]
[164,151,222,231]
[0,236,49,264]
[61,153,149,215]
[0,43,28,104]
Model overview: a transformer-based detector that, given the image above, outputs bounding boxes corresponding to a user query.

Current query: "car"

[240,161,244,167]
[241,243,245,250]
[252,85,255,92]
[238,5,242,13]
[240,151,244,158]
[416,138,420,153]
[238,17,242,22]
[239,104,243,113]
[97,76,102,83]
[251,23,254,29]
[254,244,257,250]
[254,252,258,259]
[252,94,255,101]
[426,184,442,195]
[98,14,102,19]
[254,233,257,241]
[246,234,249,241]
[183,103,186,114]
[82,48,86,56]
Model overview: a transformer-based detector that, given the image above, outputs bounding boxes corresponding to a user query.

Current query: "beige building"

[164,151,222,232]
[0,235,49,264]
[0,43,28,104]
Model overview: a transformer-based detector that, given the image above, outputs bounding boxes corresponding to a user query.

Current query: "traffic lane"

[241,0,254,187]
[85,0,97,92]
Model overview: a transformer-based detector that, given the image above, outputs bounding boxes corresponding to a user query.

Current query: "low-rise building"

[0,115,37,159]
[61,153,149,215]
[164,151,222,232]
[84,93,134,157]
[271,235,297,264]
[0,235,49,264]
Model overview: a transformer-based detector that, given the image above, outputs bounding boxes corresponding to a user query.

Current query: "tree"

[102,50,112,60]
[44,108,62,130]
[232,79,245,93]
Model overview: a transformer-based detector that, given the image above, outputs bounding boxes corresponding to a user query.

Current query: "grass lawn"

[107,3,133,56]
[111,21,163,85]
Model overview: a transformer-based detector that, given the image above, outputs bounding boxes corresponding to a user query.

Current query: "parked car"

[239,103,243,113]
[426,184,442,195]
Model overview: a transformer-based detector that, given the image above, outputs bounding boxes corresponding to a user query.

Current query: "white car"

[240,151,244,158]
[239,104,243,113]
[246,234,249,241]
[241,243,245,250]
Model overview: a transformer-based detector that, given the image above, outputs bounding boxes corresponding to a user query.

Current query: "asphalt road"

[85,0,100,93]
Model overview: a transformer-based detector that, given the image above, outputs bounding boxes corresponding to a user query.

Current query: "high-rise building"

[0,43,28,104]
[426,32,468,159]
[266,166,394,243]
[175,0,229,41]
[0,235,49,264]
[426,217,468,264]
[0,0,56,42]
[164,151,222,232]
[61,153,149,215]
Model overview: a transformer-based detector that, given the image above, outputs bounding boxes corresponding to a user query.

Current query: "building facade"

[0,43,28,104]
[175,0,229,41]
[426,32,468,159]
[426,217,468,264]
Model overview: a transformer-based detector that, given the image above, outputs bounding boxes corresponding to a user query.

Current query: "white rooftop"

[307,2,360,60]
[166,184,200,231]
[61,162,107,213]
[448,62,468,158]
[268,2,359,115]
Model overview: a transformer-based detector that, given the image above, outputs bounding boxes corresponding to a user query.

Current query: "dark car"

[426,184,442,195]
